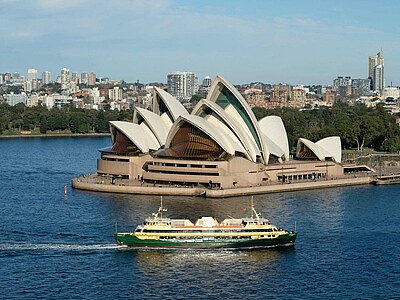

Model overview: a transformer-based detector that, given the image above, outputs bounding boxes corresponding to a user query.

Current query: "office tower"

[81,72,88,85]
[167,71,198,101]
[27,68,37,82]
[333,76,352,89]
[87,72,96,86]
[368,51,384,91]
[373,64,384,92]
[42,71,51,84]
[4,72,11,82]
[351,78,371,96]
[60,67,70,84]
[71,72,79,84]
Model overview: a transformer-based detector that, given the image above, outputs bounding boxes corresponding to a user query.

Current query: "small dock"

[372,174,400,185]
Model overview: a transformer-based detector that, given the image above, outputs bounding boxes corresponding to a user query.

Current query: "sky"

[1,0,400,85]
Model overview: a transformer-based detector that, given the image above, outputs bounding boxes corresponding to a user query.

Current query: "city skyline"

[1,0,399,85]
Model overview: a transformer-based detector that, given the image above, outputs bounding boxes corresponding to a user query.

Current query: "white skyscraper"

[27,68,37,82]
[167,71,198,102]
[42,71,51,84]
[373,64,384,92]
[60,67,70,84]
[368,51,384,92]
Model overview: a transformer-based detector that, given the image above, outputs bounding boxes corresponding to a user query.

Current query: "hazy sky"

[1,0,399,85]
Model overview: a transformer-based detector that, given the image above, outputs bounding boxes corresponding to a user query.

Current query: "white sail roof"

[258,116,289,161]
[153,86,188,122]
[110,121,159,153]
[134,107,170,146]
[106,76,342,166]
[316,136,342,163]
[205,75,269,163]
[192,99,260,162]
[297,137,341,163]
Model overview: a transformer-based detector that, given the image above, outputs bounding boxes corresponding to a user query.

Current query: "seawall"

[72,175,372,198]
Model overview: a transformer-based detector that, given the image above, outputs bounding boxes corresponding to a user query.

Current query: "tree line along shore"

[0,102,132,136]
[1,101,400,153]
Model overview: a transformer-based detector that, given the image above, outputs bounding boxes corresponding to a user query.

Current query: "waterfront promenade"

[72,173,372,198]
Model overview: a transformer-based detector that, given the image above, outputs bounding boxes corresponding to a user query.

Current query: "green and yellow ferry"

[114,199,297,249]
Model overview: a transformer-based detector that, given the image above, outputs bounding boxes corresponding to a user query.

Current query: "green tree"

[0,103,11,133]
[94,110,109,132]
[22,108,39,130]
[69,111,89,133]
[47,108,69,131]
[39,113,48,134]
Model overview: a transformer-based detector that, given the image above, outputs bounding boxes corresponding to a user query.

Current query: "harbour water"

[0,137,399,299]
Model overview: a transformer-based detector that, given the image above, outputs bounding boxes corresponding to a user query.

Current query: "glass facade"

[112,131,140,155]
[296,143,318,160]
[156,94,173,123]
[215,85,262,149]
[165,122,225,159]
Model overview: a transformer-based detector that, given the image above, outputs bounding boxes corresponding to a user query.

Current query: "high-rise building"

[333,76,371,97]
[109,86,123,100]
[81,72,88,85]
[197,76,212,98]
[202,76,212,88]
[333,76,352,89]
[6,92,27,106]
[167,71,198,101]
[42,71,51,84]
[351,78,371,96]
[273,83,291,106]
[87,72,96,86]
[60,68,70,84]
[27,68,37,82]
[373,64,384,92]
[71,72,79,84]
[368,51,384,92]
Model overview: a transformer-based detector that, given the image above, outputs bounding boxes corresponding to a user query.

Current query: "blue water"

[0,137,399,299]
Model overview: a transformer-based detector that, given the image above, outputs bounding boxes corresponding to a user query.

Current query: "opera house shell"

[97,76,344,189]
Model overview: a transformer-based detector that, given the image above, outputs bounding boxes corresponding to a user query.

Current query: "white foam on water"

[0,243,118,251]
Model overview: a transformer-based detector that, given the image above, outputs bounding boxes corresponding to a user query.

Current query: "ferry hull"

[114,233,297,249]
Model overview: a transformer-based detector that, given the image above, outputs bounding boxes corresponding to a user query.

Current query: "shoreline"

[0,132,110,139]
[71,174,372,198]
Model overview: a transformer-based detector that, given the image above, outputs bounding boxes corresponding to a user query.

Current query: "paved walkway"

[72,173,373,198]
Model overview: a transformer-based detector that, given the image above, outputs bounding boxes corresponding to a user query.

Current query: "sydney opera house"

[96,76,344,189]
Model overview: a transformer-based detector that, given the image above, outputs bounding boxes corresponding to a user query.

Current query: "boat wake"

[0,243,118,252]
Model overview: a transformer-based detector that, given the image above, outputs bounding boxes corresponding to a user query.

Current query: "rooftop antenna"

[251,196,254,218]
[160,196,163,219]
[250,196,260,220]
